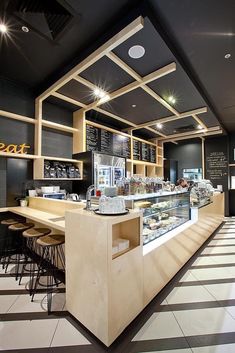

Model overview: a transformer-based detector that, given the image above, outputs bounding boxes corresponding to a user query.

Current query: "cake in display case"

[124,191,190,245]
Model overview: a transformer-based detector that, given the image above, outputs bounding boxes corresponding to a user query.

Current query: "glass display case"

[190,181,213,208]
[124,191,190,245]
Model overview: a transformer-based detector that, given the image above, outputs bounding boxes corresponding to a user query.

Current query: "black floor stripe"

[199,252,235,256]
[0,288,65,295]
[0,311,69,321]
[207,244,235,247]
[163,298,235,312]
[177,278,235,286]
[128,332,235,352]
[191,263,235,269]
[2,346,102,353]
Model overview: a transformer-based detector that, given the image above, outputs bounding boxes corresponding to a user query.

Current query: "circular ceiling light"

[197,124,203,130]
[0,23,7,33]
[168,96,176,104]
[225,53,231,59]
[132,104,136,108]
[156,123,163,130]
[128,45,145,59]
[22,26,29,33]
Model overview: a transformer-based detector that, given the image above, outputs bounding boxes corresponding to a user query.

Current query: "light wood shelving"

[34,157,83,180]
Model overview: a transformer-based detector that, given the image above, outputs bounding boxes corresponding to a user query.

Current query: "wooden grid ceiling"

[36,16,223,148]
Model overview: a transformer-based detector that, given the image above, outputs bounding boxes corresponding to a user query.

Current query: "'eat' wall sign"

[0,142,31,154]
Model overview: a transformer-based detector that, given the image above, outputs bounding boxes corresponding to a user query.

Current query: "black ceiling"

[0,0,234,134]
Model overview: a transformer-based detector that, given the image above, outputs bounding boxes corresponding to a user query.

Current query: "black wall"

[164,139,202,179]
[0,78,74,206]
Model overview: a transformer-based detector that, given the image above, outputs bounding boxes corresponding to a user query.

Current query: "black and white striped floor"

[1,219,235,352]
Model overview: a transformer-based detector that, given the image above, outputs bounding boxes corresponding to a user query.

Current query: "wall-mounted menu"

[100,129,112,153]
[113,133,131,158]
[86,124,131,158]
[205,136,228,190]
[141,142,149,162]
[149,145,156,163]
[133,139,141,160]
[86,125,99,151]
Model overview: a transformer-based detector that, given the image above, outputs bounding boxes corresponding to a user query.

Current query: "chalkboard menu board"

[133,139,141,160]
[86,125,99,151]
[141,142,149,162]
[100,129,112,153]
[205,136,228,190]
[86,124,131,158]
[149,145,156,163]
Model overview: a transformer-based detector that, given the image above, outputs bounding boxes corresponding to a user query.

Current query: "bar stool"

[31,234,65,312]
[6,222,34,279]
[18,227,51,289]
[0,218,22,270]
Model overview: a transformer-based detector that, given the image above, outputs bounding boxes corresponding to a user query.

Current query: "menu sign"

[205,137,228,190]
[133,139,141,160]
[141,142,149,161]
[86,124,131,158]
[149,145,156,163]
[100,129,112,153]
[86,125,99,151]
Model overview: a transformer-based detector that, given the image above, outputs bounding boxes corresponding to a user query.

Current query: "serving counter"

[0,192,224,346]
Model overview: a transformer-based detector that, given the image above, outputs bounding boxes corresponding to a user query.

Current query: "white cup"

[20,199,28,207]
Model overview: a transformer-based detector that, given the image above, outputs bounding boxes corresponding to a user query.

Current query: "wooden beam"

[74,76,100,91]
[51,92,87,108]
[0,152,39,159]
[106,52,142,81]
[0,109,35,124]
[37,16,144,101]
[83,62,177,112]
[42,120,78,133]
[159,127,222,142]
[35,98,42,156]
[123,107,208,131]
[192,114,208,130]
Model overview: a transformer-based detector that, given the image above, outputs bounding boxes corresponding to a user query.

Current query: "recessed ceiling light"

[197,124,203,129]
[168,96,176,104]
[156,123,163,130]
[225,53,231,59]
[0,23,7,33]
[132,104,136,108]
[128,45,145,59]
[99,94,110,104]
[22,26,29,33]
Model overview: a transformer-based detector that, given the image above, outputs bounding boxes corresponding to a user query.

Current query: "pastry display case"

[124,191,190,245]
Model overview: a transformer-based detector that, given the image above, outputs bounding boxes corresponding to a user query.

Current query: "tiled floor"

[1,220,235,352]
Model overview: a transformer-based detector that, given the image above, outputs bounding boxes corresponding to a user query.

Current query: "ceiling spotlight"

[94,88,101,96]
[128,45,145,59]
[132,104,136,108]
[224,53,231,59]
[22,26,29,33]
[99,94,110,104]
[0,23,7,33]
[156,123,163,130]
[197,124,203,129]
[99,90,105,98]
[168,96,176,104]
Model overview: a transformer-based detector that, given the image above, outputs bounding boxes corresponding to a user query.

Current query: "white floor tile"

[51,318,90,347]
[203,255,235,265]
[205,283,235,301]
[217,229,235,233]
[174,307,235,336]
[132,312,184,341]
[8,292,65,313]
[179,271,198,282]
[0,276,30,290]
[201,246,235,255]
[0,295,19,313]
[192,343,235,353]
[191,257,218,266]
[190,267,235,281]
[0,319,58,350]
[209,239,235,245]
[166,285,215,304]
[214,234,235,239]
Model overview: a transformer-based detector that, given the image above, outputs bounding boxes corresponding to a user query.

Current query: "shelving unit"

[33,156,83,180]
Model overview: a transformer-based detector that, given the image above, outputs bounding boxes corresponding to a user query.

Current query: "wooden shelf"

[42,120,78,133]
[34,157,83,180]
[0,152,39,159]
